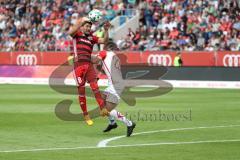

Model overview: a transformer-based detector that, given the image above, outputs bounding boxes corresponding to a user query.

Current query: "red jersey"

[72,31,99,62]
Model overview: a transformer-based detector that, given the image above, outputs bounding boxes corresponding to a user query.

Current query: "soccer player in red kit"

[68,17,110,125]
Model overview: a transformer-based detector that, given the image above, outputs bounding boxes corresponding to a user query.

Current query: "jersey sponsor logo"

[147,54,172,66]
[223,54,240,67]
[16,54,37,66]
[79,38,92,45]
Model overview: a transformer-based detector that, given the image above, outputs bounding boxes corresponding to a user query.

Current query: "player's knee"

[105,102,117,111]
[89,81,99,91]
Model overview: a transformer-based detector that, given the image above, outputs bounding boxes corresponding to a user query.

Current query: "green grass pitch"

[0,84,240,160]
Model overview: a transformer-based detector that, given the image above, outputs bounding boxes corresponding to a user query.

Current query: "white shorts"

[103,91,120,104]
[103,84,122,104]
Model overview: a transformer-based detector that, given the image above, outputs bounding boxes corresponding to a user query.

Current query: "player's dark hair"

[104,42,118,51]
[82,21,92,26]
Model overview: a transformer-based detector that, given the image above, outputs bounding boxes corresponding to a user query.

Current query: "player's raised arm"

[68,17,90,37]
[98,21,111,44]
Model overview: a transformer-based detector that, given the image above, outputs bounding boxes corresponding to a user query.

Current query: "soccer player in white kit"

[94,44,136,137]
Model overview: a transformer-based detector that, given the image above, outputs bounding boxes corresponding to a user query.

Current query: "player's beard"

[84,31,90,36]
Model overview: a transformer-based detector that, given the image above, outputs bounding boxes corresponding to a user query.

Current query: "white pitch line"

[1,139,240,153]
[0,146,98,153]
[1,124,240,153]
[104,139,240,148]
[97,124,240,147]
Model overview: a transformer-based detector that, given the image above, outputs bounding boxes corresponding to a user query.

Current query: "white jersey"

[102,51,124,101]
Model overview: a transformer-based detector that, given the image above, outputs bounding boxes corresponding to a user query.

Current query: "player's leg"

[105,101,132,127]
[74,63,93,125]
[77,85,93,125]
[78,85,87,115]
[86,64,108,116]
[89,80,105,108]
[104,93,136,136]
[102,94,118,132]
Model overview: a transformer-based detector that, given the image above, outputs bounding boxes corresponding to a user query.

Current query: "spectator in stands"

[0,0,240,52]
[145,34,156,50]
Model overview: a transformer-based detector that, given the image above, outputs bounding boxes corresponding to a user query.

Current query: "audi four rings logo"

[147,54,172,66]
[223,54,240,67]
[16,54,37,66]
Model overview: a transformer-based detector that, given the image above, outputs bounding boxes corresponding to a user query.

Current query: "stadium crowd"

[0,0,240,52]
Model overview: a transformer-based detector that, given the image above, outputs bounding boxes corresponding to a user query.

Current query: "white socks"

[108,115,116,125]
[109,109,132,127]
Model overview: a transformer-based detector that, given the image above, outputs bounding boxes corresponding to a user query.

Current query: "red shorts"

[74,62,97,86]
